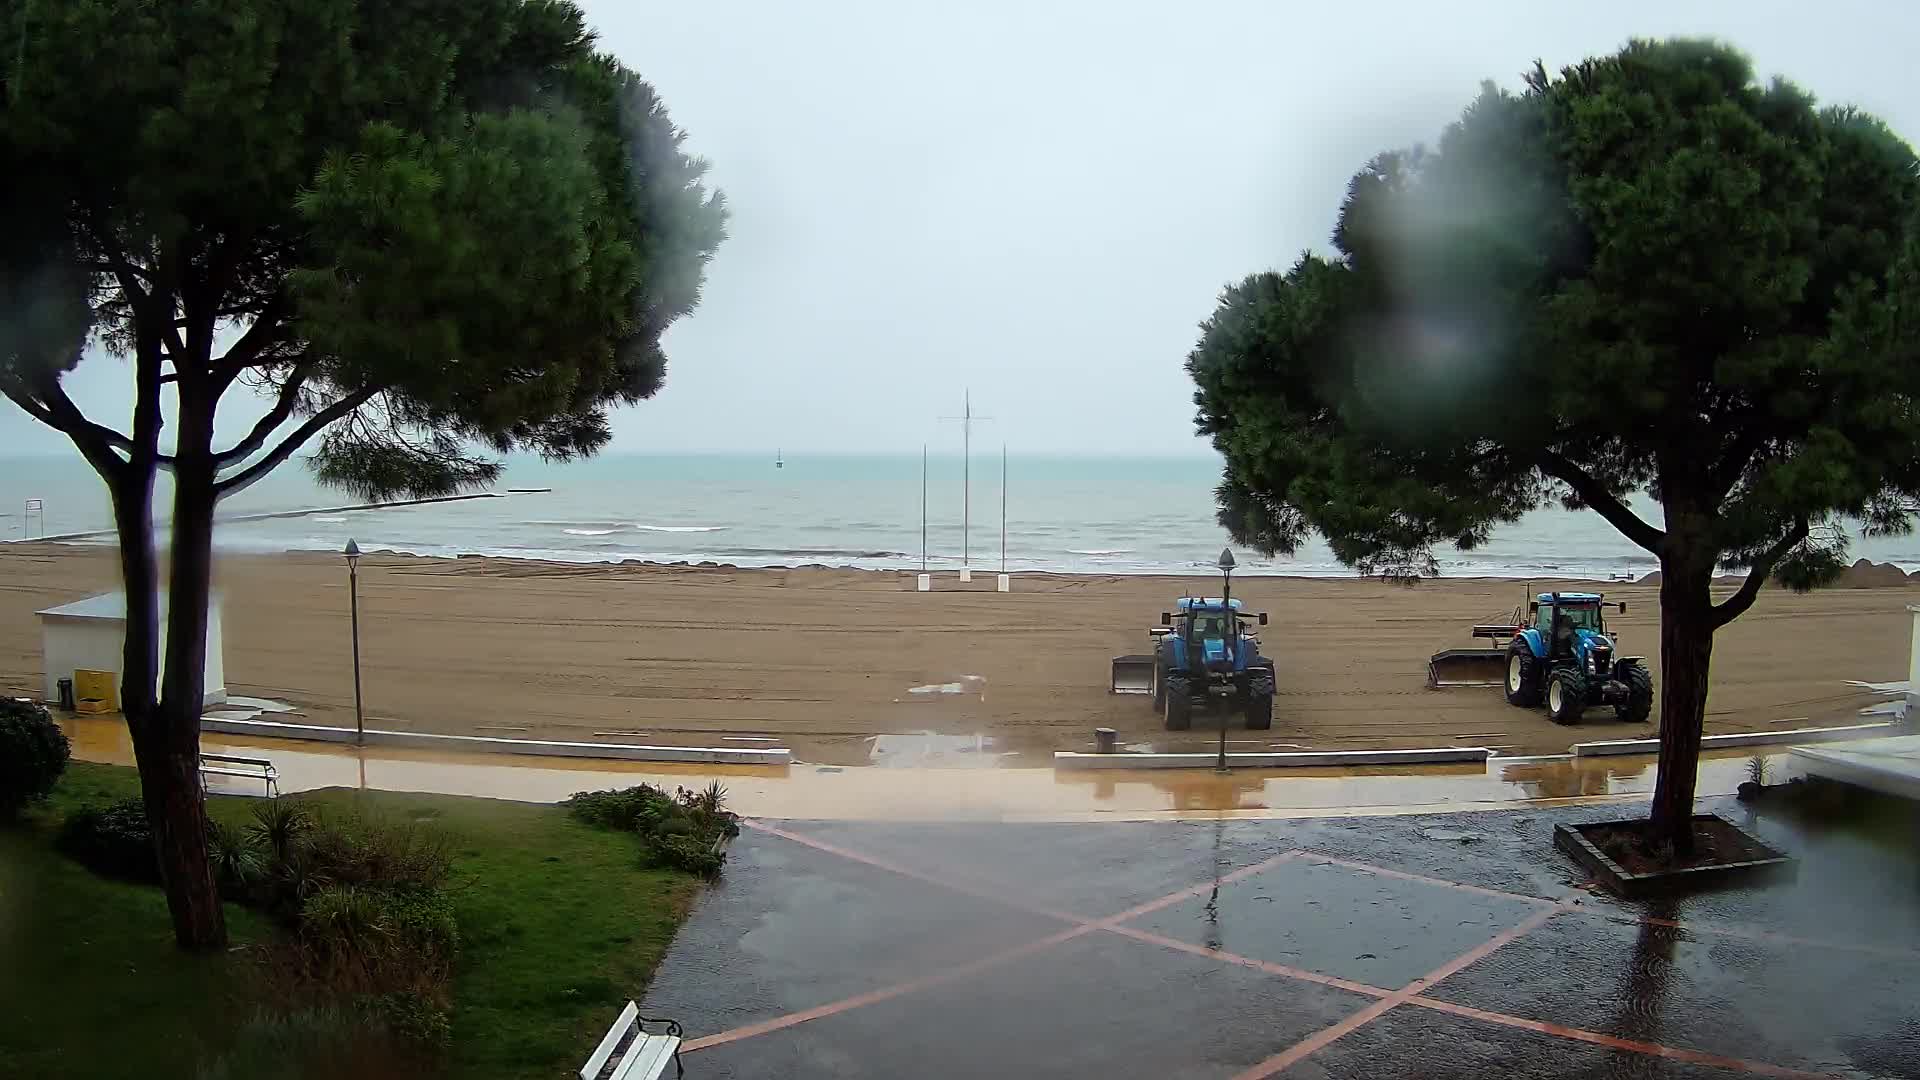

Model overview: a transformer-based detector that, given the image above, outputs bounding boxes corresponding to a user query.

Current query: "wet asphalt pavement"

[642,795,1920,1078]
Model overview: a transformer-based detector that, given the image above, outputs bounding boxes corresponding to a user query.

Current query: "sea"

[3,452,1917,579]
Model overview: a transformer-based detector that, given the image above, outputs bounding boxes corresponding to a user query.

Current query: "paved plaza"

[643,796,1920,1078]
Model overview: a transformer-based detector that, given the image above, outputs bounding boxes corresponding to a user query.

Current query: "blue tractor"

[1500,592,1653,725]
[1111,598,1274,730]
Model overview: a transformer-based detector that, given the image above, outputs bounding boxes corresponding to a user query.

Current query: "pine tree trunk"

[148,391,226,951]
[1648,548,1717,855]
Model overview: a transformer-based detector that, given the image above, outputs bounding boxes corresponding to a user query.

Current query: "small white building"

[36,592,226,708]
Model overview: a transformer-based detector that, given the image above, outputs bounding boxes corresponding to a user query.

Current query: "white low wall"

[1571,722,1900,758]
[199,717,791,766]
[1054,747,1491,770]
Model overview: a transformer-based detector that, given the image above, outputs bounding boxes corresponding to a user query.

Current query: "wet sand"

[0,544,1910,760]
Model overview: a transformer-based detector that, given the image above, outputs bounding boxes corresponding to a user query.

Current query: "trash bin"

[57,677,75,711]
[1094,727,1118,753]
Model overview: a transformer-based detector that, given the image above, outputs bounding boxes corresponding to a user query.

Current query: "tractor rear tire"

[1244,668,1275,730]
[1616,664,1653,723]
[1547,669,1587,725]
[1505,643,1543,707]
[1164,675,1191,731]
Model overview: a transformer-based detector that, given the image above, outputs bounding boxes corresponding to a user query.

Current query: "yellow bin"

[73,669,119,713]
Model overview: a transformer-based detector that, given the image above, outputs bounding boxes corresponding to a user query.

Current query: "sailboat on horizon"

[775,448,783,469]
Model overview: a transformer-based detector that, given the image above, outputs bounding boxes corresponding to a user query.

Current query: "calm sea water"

[2,452,1916,578]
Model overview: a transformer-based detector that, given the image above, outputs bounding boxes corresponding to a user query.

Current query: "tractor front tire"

[1616,664,1653,723]
[1164,675,1191,731]
[1547,669,1587,725]
[1244,668,1275,730]
[1505,644,1543,707]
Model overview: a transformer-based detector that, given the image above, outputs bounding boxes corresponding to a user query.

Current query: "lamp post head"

[1217,547,1235,574]
[344,538,361,565]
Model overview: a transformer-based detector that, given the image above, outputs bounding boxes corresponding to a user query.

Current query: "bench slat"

[612,1034,680,1080]
[581,1001,640,1080]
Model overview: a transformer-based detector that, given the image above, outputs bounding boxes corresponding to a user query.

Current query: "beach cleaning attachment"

[1426,625,1523,688]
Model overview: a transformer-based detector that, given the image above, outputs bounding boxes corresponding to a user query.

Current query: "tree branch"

[208,296,290,395]
[214,359,314,465]
[215,387,378,499]
[2,376,131,479]
[1710,520,1810,629]
[1537,450,1666,553]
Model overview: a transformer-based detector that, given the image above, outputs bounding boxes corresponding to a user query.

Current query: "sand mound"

[1637,570,1661,586]
[1838,559,1914,588]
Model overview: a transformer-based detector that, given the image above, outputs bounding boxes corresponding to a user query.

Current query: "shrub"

[208,820,268,897]
[571,782,738,877]
[365,990,452,1046]
[562,784,673,832]
[264,811,451,918]
[247,799,313,862]
[56,797,159,882]
[295,885,459,1000]
[0,698,70,819]
[643,831,724,878]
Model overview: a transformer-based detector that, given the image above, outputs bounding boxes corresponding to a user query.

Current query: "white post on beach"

[941,391,990,583]
[998,444,1010,592]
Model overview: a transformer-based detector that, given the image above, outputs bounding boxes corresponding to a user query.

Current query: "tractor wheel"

[1616,664,1653,723]
[1547,669,1587,725]
[1244,668,1275,730]
[1505,643,1543,707]
[1163,675,1191,731]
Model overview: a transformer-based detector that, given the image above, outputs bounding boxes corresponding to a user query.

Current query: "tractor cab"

[1172,598,1242,670]
[1533,593,1607,659]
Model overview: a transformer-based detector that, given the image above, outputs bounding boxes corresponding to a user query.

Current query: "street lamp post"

[344,538,365,745]
[1216,547,1235,773]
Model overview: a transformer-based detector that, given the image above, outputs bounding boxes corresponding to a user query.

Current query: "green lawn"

[0,763,703,1079]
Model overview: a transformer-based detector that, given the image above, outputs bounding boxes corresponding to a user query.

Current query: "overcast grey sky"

[6,0,1919,457]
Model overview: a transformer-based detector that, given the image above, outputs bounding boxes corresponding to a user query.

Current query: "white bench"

[198,753,279,799]
[581,1001,683,1080]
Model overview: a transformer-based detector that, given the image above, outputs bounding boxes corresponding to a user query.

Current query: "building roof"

[36,591,212,621]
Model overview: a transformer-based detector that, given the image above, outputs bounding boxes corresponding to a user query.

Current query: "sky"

[5,0,1920,457]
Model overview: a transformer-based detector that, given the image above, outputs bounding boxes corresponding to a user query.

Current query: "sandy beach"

[0,544,1911,762]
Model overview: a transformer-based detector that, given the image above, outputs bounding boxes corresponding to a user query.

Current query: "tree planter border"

[1553,815,1795,898]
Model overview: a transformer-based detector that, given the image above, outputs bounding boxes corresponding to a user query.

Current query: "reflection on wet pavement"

[59,715,1808,821]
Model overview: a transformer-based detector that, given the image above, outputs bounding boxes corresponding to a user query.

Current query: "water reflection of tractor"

[1427,591,1653,725]
[1111,597,1273,730]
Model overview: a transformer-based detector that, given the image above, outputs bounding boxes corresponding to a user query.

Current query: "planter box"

[1554,815,1795,898]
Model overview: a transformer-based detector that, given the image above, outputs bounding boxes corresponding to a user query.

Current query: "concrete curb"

[199,717,792,766]
[1571,722,1900,758]
[1052,747,1491,770]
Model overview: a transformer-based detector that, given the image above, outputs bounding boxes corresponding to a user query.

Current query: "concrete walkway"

[62,716,1810,821]
[646,797,1920,1078]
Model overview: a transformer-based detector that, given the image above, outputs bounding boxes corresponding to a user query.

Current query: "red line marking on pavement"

[1094,851,1300,925]
[1308,850,1914,959]
[1232,902,1572,1080]
[1106,925,1392,999]
[1406,998,1838,1080]
[744,820,1087,923]
[682,923,1094,1053]
[1301,852,1558,906]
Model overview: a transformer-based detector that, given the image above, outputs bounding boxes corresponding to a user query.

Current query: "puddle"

[904,675,987,699]
[868,731,1016,769]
